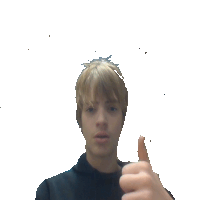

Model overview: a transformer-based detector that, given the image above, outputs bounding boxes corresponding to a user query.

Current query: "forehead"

[85,94,118,105]
[84,91,119,106]
[86,99,119,105]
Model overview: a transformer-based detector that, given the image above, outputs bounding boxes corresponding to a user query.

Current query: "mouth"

[95,137,109,144]
[95,131,109,138]
[95,136,109,138]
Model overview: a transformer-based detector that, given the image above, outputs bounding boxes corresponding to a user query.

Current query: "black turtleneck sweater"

[36,152,175,200]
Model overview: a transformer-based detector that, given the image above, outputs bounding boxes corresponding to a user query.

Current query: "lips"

[95,131,109,138]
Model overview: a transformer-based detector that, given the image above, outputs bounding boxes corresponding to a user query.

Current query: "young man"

[81,94,123,174]
[35,56,175,200]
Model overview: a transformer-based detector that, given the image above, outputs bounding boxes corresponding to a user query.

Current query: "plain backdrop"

[0,1,200,199]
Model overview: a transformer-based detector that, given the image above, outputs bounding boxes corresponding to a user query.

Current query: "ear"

[79,126,83,134]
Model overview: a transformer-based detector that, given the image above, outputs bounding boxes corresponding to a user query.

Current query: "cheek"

[81,113,88,123]
[112,115,122,129]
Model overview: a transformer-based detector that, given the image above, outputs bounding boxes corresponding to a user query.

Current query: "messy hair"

[75,56,128,129]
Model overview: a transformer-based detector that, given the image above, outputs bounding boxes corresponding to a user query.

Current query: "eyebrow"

[86,100,118,105]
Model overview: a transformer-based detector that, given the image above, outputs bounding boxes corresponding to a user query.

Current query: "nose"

[95,107,108,127]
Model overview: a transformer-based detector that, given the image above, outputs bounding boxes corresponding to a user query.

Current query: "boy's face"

[81,95,123,158]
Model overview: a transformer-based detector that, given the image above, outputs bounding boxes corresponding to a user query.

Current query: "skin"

[119,136,173,200]
[81,94,123,173]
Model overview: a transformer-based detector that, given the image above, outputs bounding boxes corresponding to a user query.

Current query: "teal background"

[0,0,200,200]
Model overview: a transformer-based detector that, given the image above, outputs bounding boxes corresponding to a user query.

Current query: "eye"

[87,107,95,112]
[86,107,117,113]
[110,107,117,112]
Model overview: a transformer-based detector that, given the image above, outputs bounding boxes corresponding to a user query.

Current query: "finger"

[138,136,150,164]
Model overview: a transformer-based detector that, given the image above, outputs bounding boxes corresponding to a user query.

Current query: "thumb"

[138,136,150,164]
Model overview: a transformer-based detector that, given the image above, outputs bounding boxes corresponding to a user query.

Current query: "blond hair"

[75,56,128,129]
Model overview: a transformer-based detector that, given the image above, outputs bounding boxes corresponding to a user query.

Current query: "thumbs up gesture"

[119,136,173,200]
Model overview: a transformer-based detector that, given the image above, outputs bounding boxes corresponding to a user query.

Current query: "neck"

[86,150,121,173]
